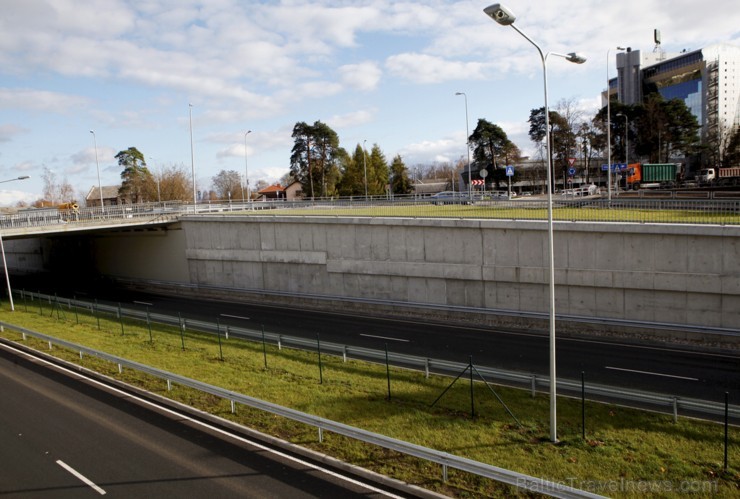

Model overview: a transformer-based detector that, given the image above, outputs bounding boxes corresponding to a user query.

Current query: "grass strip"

[225,203,740,225]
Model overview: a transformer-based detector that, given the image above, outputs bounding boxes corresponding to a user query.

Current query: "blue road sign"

[505,165,515,177]
[602,163,627,172]
[568,167,576,176]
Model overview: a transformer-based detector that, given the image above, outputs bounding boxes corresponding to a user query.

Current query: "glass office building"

[609,43,740,140]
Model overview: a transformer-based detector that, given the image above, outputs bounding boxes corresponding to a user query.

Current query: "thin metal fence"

[15,291,740,424]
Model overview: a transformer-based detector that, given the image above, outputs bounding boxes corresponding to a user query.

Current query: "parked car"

[429,191,471,205]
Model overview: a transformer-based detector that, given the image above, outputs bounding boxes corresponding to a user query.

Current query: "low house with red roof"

[257,181,303,201]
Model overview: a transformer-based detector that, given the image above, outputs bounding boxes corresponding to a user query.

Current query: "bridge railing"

[2,196,740,230]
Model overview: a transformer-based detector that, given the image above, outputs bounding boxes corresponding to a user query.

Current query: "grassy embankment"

[0,304,737,498]
[230,202,740,225]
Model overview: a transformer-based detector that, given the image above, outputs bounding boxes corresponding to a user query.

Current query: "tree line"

[27,92,740,208]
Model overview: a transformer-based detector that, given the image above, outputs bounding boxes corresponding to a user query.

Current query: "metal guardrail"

[0,320,606,499]
[17,291,740,424]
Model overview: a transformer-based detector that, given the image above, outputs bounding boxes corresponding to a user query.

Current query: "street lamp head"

[89,130,94,134]
[455,92,463,96]
[483,3,516,25]
[18,176,30,180]
[566,52,587,64]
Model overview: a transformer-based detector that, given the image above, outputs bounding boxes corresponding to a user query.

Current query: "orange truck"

[625,163,682,189]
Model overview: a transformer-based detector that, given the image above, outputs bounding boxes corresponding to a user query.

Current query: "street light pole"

[616,113,628,191]
[363,140,368,198]
[455,92,472,200]
[244,130,252,205]
[606,47,625,201]
[616,112,629,165]
[150,156,161,203]
[484,3,585,443]
[89,130,104,210]
[0,175,30,311]
[189,104,196,212]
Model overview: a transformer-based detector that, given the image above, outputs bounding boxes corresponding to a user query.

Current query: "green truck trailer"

[626,163,682,188]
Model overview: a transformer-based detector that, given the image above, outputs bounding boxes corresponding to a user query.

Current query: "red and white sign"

[568,157,576,167]
[471,179,484,185]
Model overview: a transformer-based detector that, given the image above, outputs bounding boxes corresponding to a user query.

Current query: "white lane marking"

[605,366,699,381]
[220,314,251,321]
[359,334,409,343]
[56,460,106,495]
[2,343,404,498]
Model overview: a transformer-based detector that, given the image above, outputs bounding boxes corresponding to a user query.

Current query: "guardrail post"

[48,341,52,350]
[442,464,448,483]
[318,427,323,443]
[425,358,430,379]
[231,400,236,414]
[178,312,185,350]
[531,375,536,398]
[79,351,83,360]
[167,379,172,391]
[673,397,678,423]
[343,345,347,363]
[278,335,282,350]
[118,363,123,374]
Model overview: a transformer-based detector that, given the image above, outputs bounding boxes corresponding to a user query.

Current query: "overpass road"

[46,285,740,405]
[0,344,419,499]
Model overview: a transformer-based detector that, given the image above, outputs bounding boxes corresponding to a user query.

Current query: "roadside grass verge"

[228,203,740,225]
[0,306,737,498]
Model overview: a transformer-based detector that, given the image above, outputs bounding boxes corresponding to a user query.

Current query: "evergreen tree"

[116,147,154,203]
[389,155,412,195]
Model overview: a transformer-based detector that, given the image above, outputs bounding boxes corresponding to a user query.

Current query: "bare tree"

[42,166,76,205]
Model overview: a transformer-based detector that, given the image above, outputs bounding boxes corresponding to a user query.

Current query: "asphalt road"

[0,344,413,499]
[70,287,740,404]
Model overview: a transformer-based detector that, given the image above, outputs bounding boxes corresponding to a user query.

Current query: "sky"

[1,0,738,206]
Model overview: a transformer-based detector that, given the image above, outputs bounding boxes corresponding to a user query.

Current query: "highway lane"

[0,345,414,499]
[70,287,740,404]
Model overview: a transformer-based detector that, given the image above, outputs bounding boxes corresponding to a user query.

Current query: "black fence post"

[725,392,729,472]
[385,343,391,401]
[317,333,323,385]
[118,303,124,336]
[261,324,268,369]
[469,356,474,419]
[581,371,586,440]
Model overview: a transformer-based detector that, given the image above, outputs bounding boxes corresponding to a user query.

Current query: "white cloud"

[386,53,486,84]
[0,124,28,142]
[327,109,376,129]
[0,88,90,113]
[339,62,382,91]
[71,147,115,166]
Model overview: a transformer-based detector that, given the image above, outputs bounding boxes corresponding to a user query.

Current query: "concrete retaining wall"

[179,216,740,331]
